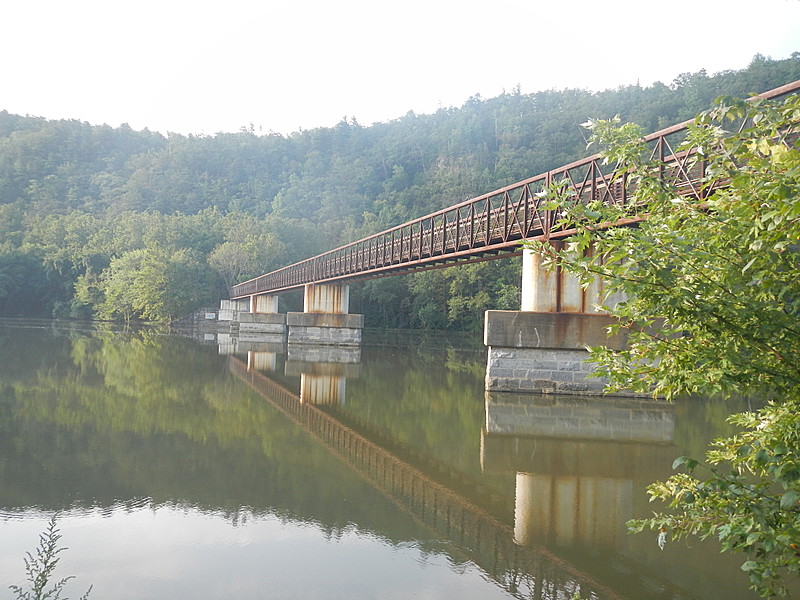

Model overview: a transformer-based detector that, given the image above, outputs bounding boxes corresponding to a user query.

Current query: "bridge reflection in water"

[230,353,684,600]
[482,394,676,551]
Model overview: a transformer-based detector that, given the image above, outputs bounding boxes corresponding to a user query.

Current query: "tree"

[0,248,53,316]
[446,260,521,331]
[98,244,215,322]
[97,249,147,321]
[207,213,286,293]
[528,91,800,597]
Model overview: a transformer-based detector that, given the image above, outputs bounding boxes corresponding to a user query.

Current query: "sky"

[2,0,799,137]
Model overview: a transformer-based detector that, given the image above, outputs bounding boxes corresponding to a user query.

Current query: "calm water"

[0,320,761,599]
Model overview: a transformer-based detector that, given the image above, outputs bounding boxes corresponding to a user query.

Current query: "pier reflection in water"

[483,394,676,550]
[0,323,760,599]
[231,330,759,600]
[231,356,622,600]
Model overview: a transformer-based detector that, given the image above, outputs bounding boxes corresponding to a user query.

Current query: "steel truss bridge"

[231,80,800,300]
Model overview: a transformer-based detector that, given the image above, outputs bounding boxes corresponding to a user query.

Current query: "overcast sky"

[3,0,799,136]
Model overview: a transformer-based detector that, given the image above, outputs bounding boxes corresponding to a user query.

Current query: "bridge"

[220,79,800,396]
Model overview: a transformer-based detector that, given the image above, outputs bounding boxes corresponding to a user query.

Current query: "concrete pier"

[484,245,633,396]
[236,312,286,342]
[520,243,624,313]
[250,294,278,314]
[217,298,288,343]
[287,283,364,346]
[484,311,628,395]
[220,283,363,348]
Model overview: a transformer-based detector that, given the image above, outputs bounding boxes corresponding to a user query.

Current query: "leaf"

[779,491,800,510]
[741,561,759,572]
[672,456,699,471]
[753,449,770,467]
[741,257,757,274]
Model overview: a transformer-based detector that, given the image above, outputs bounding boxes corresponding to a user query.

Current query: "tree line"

[1,53,798,326]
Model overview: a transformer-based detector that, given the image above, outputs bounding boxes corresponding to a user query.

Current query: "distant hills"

[1,53,797,325]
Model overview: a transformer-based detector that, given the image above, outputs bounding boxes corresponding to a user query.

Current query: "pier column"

[304,283,349,314]
[485,245,631,396]
[287,284,364,346]
[521,244,623,313]
[251,294,279,314]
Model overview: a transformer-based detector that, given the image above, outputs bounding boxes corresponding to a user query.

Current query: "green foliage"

[629,402,800,598]
[529,91,800,597]
[0,247,57,316]
[536,93,800,400]
[446,260,521,331]
[207,211,287,292]
[97,244,216,322]
[0,55,798,323]
[10,516,91,600]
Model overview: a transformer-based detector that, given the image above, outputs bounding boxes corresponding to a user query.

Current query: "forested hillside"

[1,54,798,327]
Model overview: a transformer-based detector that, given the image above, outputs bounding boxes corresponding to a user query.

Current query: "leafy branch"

[10,517,92,600]
[527,90,800,597]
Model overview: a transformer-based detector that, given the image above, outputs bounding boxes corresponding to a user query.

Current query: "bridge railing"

[231,138,671,297]
[231,80,800,299]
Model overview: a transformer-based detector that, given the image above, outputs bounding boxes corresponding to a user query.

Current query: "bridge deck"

[231,80,800,299]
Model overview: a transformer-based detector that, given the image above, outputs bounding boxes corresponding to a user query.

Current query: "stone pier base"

[287,312,364,346]
[484,310,634,396]
[486,347,608,394]
[235,312,286,341]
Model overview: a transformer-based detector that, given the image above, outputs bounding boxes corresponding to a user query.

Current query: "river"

[0,320,761,599]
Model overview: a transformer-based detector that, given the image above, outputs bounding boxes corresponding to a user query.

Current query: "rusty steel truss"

[231,80,800,299]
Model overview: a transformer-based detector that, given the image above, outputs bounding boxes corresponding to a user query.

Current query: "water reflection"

[231,355,621,599]
[230,334,757,600]
[287,345,361,406]
[0,322,760,599]
[483,394,677,551]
